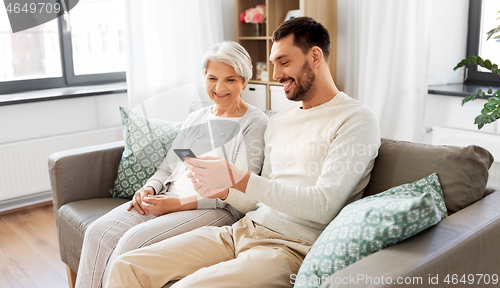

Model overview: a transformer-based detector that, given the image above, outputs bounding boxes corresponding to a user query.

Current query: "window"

[0,0,126,94]
[466,0,500,85]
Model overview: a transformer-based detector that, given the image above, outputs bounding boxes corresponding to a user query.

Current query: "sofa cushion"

[294,173,446,288]
[55,198,129,272]
[110,107,182,198]
[363,139,494,214]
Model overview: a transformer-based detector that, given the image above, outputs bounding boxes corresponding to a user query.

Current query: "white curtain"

[124,0,230,118]
[337,0,431,142]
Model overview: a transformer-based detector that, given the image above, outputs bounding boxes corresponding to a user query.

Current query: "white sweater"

[225,92,381,244]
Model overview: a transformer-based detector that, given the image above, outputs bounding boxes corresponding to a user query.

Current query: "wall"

[0,93,128,145]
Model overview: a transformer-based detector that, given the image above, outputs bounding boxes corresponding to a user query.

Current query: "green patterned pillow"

[294,173,447,288]
[110,107,182,198]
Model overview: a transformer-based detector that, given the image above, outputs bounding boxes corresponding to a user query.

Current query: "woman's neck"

[212,99,248,117]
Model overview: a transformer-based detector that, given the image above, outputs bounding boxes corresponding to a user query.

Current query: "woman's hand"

[127,186,155,215]
[141,195,198,217]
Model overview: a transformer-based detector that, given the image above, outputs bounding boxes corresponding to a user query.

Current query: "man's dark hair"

[272,17,331,61]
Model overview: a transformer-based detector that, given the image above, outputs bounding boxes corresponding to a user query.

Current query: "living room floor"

[0,203,68,288]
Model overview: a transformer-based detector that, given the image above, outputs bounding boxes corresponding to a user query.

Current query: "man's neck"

[301,65,339,109]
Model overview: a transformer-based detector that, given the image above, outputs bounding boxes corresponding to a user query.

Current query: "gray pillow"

[363,139,493,214]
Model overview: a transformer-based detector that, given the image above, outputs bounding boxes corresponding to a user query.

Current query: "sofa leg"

[66,265,77,288]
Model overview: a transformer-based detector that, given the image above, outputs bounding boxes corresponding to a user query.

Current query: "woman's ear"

[242,81,248,91]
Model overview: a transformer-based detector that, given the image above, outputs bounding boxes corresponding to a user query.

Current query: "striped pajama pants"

[75,201,237,288]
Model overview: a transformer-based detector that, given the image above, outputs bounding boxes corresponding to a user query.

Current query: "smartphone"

[173,148,197,162]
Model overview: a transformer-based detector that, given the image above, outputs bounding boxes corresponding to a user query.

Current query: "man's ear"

[311,46,323,68]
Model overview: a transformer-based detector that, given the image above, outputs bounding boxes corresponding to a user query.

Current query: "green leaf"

[453,59,470,70]
[461,94,476,106]
[490,96,500,104]
[486,26,500,41]
[492,109,500,118]
[484,59,493,69]
[488,87,493,94]
[481,107,492,115]
[475,115,486,130]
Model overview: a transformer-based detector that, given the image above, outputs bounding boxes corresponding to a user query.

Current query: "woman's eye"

[227,79,235,82]
[208,77,216,81]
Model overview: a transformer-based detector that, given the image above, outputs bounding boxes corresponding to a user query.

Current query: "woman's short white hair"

[202,41,253,83]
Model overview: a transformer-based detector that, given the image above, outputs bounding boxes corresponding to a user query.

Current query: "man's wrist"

[219,189,230,201]
[231,172,250,193]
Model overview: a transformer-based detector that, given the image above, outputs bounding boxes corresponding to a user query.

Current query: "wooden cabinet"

[235,0,337,110]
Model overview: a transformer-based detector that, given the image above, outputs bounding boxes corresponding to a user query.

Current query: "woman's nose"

[215,80,225,92]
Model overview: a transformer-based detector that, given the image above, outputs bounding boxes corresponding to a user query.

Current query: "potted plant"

[453,11,500,129]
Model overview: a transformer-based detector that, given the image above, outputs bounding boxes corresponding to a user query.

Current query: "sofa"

[49,136,500,288]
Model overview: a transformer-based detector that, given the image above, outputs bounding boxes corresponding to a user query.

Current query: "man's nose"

[273,64,282,81]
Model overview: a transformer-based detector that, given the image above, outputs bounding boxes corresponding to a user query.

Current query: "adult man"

[105,17,380,288]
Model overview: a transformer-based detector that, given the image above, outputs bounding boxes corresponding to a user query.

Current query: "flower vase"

[253,23,263,37]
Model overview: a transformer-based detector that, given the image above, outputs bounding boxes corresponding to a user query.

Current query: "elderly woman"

[75,41,268,288]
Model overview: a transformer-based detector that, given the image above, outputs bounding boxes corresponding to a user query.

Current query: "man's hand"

[127,186,155,215]
[185,156,249,198]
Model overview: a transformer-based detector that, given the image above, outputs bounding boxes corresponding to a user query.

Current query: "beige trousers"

[104,216,311,288]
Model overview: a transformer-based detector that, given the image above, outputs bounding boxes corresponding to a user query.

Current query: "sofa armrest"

[321,191,500,288]
[49,141,124,211]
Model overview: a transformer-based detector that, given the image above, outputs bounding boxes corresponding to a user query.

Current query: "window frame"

[0,5,126,95]
[465,0,500,86]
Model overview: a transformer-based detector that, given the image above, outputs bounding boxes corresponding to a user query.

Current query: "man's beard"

[282,60,316,102]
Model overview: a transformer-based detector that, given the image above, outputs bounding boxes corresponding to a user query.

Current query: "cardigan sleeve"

[144,108,208,194]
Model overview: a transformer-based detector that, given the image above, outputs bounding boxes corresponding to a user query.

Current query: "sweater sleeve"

[198,108,268,212]
[226,109,380,224]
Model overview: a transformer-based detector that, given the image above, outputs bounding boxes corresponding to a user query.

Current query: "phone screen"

[173,149,197,162]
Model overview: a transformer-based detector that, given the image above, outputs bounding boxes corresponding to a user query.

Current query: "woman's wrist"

[177,195,198,211]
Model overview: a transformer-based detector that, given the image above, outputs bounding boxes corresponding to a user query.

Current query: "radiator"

[431,126,500,187]
[0,127,123,211]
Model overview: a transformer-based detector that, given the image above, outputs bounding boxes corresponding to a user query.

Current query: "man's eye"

[282,61,289,66]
